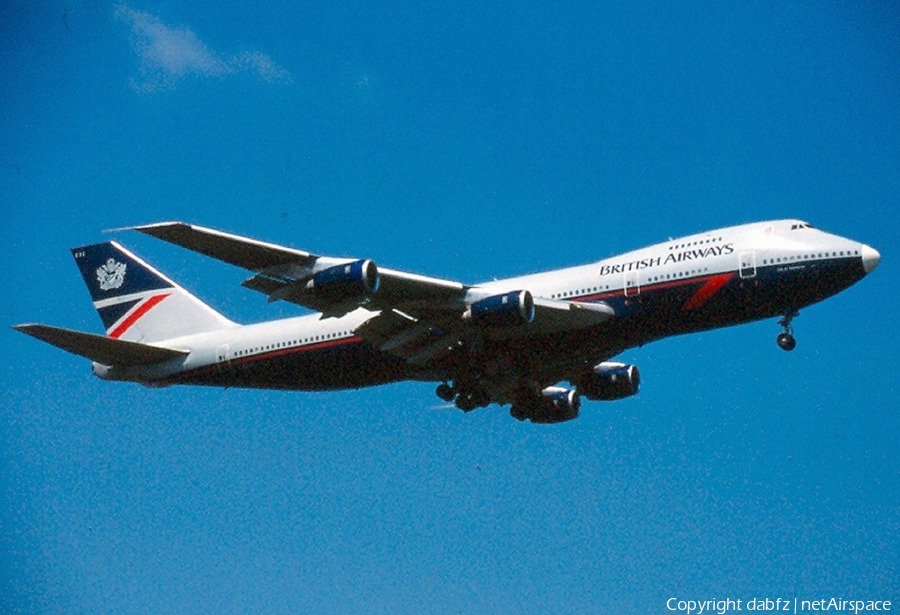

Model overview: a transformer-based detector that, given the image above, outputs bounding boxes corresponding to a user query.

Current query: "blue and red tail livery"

[71,241,234,343]
[15,220,880,423]
[72,242,173,302]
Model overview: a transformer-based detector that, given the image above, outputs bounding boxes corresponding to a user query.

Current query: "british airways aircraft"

[15,220,879,423]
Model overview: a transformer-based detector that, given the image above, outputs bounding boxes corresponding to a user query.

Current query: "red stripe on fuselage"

[109,293,171,339]
[160,336,365,385]
[229,336,361,367]
[574,271,737,303]
[682,273,734,310]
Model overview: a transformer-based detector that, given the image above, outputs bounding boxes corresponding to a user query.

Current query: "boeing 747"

[14,220,880,423]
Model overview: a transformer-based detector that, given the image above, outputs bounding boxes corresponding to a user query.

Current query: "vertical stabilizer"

[72,241,236,343]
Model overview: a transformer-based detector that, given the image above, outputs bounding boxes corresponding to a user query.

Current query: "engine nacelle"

[310,259,380,299]
[510,386,581,424]
[576,362,641,401]
[466,290,535,327]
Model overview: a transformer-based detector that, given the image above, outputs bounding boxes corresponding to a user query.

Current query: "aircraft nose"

[861,244,880,274]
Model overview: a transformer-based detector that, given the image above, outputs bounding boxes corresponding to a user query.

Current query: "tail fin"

[72,241,236,343]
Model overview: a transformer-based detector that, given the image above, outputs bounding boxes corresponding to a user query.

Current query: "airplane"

[14,219,880,423]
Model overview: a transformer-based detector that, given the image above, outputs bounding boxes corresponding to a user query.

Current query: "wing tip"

[126,221,187,235]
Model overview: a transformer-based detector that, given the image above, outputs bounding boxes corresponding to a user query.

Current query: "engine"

[575,362,641,401]
[510,386,581,424]
[310,259,380,299]
[465,290,535,327]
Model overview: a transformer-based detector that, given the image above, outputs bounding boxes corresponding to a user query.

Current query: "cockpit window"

[790,222,815,230]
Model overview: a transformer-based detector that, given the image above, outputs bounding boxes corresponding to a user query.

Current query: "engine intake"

[466,290,535,327]
[510,386,581,424]
[576,362,640,401]
[311,259,380,299]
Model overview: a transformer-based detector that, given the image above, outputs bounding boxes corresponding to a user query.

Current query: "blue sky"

[3,2,898,613]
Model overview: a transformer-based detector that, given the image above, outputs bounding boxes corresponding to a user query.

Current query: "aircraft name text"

[598,244,735,277]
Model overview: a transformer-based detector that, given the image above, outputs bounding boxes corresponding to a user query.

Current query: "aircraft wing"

[133,222,615,370]
[133,222,466,316]
[354,298,613,366]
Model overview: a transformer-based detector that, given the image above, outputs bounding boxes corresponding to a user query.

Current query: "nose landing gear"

[776,311,798,351]
[777,332,796,351]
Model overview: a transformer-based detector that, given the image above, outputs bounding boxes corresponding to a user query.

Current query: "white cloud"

[115,4,290,93]
[232,51,291,83]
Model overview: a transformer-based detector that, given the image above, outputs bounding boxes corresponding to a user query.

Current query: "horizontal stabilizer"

[13,324,188,366]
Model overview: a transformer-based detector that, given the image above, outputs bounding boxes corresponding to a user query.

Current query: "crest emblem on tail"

[96,258,127,291]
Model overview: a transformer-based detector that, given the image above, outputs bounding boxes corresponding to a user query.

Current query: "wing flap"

[13,324,188,366]
[354,309,455,363]
[530,298,614,331]
[353,310,412,348]
[241,274,285,296]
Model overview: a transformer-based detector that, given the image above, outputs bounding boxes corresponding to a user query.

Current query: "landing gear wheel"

[776,332,796,351]
[435,383,456,402]
[455,389,490,412]
[776,310,799,351]
[455,393,479,412]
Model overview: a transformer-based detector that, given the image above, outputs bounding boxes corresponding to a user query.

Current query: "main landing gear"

[435,382,490,411]
[436,382,455,402]
[776,310,798,351]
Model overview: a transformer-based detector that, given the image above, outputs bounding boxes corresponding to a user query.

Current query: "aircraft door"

[739,251,757,279]
[624,270,640,297]
[216,344,232,374]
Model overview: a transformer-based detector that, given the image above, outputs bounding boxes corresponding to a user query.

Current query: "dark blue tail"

[72,242,235,342]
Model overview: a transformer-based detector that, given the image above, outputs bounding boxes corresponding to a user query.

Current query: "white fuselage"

[95,219,878,391]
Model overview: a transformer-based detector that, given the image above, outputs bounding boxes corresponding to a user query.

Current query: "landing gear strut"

[776,310,798,351]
